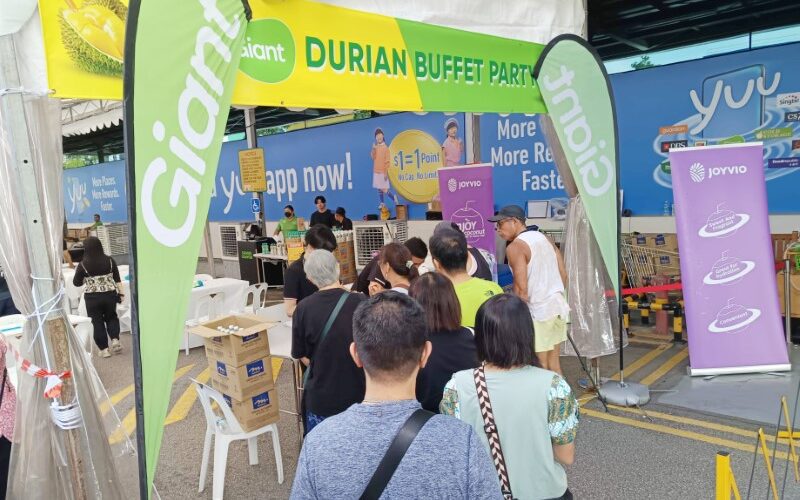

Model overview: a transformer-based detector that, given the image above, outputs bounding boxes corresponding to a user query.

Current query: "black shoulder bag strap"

[302,291,349,387]
[0,368,7,409]
[360,408,435,500]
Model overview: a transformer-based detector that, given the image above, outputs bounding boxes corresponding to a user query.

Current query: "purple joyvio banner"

[438,164,495,255]
[670,143,789,376]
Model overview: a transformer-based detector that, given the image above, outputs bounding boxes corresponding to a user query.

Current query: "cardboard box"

[632,234,649,247]
[222,389,280,432]
[653,254,681,277]
[777,272,800,318]
[651,233,679,252]
[190,314,274,367]
[210,355,274,400]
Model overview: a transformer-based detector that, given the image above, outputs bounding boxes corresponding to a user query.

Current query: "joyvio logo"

[247,360,265,378]
[252,391,271,410]
[690,163,705,183]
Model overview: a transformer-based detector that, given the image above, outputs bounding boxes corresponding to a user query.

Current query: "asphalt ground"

[92,311,800,499]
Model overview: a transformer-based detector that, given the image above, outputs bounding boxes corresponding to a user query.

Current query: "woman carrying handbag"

[441,294,579,500]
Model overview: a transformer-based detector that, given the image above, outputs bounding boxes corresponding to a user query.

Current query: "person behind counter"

[333,207,353,231]
[274,204,298,237]
[283,224,337,316]
[309,195,336,228]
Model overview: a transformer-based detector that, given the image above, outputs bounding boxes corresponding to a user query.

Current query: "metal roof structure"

[589,0,800,60]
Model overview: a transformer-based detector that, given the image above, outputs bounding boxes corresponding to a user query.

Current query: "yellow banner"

[40,0,545,113]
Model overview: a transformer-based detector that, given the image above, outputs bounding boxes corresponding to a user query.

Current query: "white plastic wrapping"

[0,32,137,498]
[561,196,626,358]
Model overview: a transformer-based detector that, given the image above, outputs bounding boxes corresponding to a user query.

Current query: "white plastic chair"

[183,291,226,355]
[194,273,214,283]
[193,380,283,500]
[242,284,268,314]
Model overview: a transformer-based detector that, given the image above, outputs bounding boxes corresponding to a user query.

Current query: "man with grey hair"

[292,250,366,434]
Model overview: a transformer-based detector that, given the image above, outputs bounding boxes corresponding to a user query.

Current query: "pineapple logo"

[690,162,705,183]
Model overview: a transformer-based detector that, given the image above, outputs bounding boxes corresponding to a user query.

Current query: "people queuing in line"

[72,237,123,358]
[333,207,353,231]
[410,272,478,413]
[0,335,16,499]
[275,207,579,499]
[492,205,569,374]
[309,195,336,228]
[291,292,502,500]
[441,294,578,500]
[274,204,298,237]
[291,250,366,434]
[429,227,503,328]
[353,237,428,295]
[373,242,417,295]
[283,224,338,316]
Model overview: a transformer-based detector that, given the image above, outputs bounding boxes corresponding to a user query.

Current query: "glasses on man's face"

[494,218,512,230]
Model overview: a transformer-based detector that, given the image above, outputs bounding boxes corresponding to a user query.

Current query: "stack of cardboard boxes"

[334,231,357,285]
[191,314,279,432]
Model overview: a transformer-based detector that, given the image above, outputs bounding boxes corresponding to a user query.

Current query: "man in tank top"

[490,205,570,374]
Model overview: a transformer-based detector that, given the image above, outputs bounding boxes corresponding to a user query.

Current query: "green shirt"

[454,277,503,328]
[276,216,298,235]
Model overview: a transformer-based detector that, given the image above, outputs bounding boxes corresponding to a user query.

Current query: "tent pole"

[244,108,265,235]
[0,33,87,499]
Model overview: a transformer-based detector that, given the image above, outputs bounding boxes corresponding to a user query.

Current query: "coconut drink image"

[59,0,127,76]
[451,201,485,245]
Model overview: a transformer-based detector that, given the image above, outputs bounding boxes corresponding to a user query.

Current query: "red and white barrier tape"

[8,343,71,399]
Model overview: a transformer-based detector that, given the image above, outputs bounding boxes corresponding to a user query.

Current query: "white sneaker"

[110,339,122,354]
[99,349,111,358]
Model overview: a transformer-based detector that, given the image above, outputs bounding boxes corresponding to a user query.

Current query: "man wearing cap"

[490,205,569,374]
[333,207,353,231]
[370,128,399,209]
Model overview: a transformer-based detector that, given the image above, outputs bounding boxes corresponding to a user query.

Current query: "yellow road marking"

[607,404,787,444]
[109,366,207,443]
[639,348,689,386]
[164,367,211,426]
[582,408,789,460]
[272,357,282,382]
[629,338,672,347]
[101,364,195,416]
[610,345,670,381]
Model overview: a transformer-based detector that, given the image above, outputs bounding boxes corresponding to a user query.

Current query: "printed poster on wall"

[613,42,800,214]
[438,164,495,254]
[63,161,127,223]
[210,112,465,221]
[670,143,789,376]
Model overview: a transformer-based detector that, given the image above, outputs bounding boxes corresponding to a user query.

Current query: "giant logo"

[141,1,244,248]
[239,19,296,84]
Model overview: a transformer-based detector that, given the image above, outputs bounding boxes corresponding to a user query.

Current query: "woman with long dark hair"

[410,272,478,412]
[73,237,123,358]
[441,294,579,500]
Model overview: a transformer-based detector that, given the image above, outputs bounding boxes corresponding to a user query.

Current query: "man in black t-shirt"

[333,207,353,231]
[283,224,337,316]
[309,195,336,228]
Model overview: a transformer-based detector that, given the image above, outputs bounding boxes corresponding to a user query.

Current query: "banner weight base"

[598,380,651,406]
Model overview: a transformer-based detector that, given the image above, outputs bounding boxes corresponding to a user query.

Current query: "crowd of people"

[286,204,579,500]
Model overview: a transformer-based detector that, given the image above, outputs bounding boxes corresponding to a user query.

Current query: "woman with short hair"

[291,250,365,434]
[441,294,579,500]
[410,272,478,413]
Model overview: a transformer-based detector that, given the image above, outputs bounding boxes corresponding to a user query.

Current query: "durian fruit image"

[58,0,127,76]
